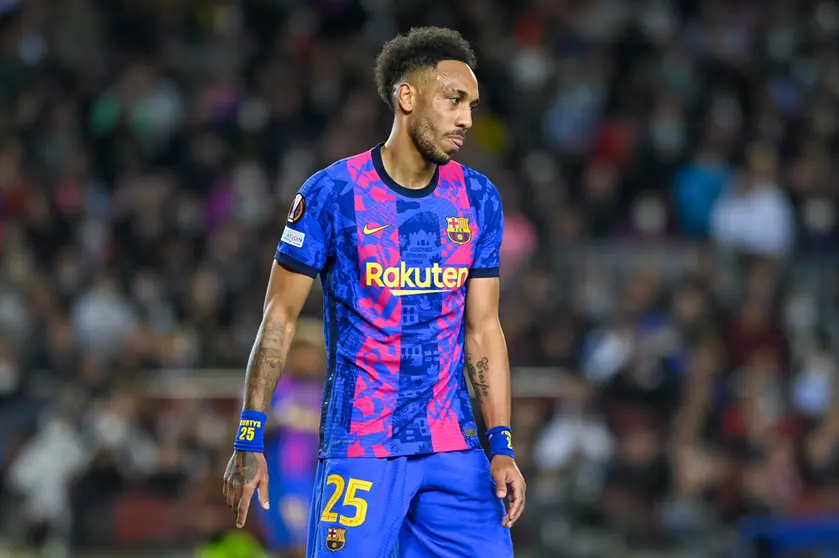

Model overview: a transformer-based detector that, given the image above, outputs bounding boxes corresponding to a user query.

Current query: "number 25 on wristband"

[238,426,256,441]
[321,475,372,527]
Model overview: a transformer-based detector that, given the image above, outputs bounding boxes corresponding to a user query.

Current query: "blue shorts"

[257,467,315,550]
[306,449,513,557]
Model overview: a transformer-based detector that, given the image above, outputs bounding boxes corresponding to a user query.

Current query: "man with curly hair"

[223,26,524,557]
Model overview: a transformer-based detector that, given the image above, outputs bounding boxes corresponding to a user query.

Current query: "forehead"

[425,60,479,98]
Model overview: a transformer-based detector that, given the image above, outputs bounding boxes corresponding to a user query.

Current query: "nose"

[455,106,472,131]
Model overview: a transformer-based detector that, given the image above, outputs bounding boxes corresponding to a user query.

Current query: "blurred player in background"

[223,26,525,557]
[255,319,325,558]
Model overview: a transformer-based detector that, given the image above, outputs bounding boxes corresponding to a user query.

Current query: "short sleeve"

[275,171,335,278]
[470,180,504,278]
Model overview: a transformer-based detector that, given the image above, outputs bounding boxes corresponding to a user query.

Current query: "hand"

[223,450,270,528]
[490,455,526,528]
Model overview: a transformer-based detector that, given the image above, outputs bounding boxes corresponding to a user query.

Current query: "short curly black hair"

[375,27,477,112]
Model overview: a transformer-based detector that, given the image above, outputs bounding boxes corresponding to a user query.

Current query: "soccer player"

[255,323,324,557]
[223,26,525,557]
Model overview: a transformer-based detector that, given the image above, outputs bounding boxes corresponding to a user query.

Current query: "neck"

[381,124,436,190]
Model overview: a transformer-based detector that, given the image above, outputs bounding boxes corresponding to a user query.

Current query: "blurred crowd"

[0,0,838,556]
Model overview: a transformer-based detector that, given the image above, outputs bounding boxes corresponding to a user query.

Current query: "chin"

[414,134,454,165]
[428,147,454,165]
[420,152,450,166]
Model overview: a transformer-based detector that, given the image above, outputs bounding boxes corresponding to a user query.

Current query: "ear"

[395,82,415,114]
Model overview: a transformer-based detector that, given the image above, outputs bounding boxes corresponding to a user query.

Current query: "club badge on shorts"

[326,527,346,551]
[446,216,472,244]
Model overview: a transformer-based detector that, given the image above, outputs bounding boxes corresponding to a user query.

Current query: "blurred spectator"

[710,143,796,258]
[8,414,88,542]
[535,376,613,471]
[672,141,731,238]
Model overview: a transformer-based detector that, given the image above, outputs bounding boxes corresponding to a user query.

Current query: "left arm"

[465,276,525,527]
[464,277,510,430]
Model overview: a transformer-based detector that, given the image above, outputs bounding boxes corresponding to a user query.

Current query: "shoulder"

[304,150,373,194]
[301,167,338,196]
[456,163,495,191]
[297,165,344,217]
[456,163,502,216]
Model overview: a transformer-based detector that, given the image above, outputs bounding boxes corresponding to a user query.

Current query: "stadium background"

[1,0,839,556]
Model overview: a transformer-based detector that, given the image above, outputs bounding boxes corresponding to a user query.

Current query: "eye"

[448,97,459,106]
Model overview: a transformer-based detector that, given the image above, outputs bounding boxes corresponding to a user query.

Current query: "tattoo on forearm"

[465,353,490,401]
[243,320,287,412]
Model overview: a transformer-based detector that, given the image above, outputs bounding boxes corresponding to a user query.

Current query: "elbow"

[262,301,298,338]
[465,316,503,345]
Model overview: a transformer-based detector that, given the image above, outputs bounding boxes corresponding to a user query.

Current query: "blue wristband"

[233,410,268,452]
[487,426,515,458]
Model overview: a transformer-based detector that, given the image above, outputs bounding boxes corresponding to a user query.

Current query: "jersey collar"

[371,143,440,199]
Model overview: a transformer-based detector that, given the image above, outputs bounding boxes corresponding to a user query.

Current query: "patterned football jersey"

[275,144,503,458]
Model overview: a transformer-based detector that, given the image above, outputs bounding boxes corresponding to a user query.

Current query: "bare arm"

[242,261,314,413]
[464,277,510,429]
[464,276,525,527]
[224,261,314,527]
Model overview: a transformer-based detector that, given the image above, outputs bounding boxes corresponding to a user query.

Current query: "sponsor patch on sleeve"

[281,227,305,248]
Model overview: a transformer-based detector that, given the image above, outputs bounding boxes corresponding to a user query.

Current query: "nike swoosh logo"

[363,224,391,235]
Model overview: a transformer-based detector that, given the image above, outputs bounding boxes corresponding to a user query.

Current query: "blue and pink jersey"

[275,144,503,459]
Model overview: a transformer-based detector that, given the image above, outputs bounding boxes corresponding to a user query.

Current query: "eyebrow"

[447,88,480,106]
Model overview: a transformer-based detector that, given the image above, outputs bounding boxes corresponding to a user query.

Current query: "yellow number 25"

[320,475,373,527]
[238,427,255,441]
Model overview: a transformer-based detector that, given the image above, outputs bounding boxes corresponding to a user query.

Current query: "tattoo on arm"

[225,449,260,490]
[226,320,288,489]
[243,320,288,412]
[465,353,490,401]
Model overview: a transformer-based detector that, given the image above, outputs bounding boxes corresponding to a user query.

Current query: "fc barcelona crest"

[326,527,346,551]
[446,217,472,244]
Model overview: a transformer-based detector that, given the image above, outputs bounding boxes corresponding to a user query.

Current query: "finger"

[257,472,270,510]
[499,472,518,528]
[495,469,512,527]
[492,470,508,499]
[506,476,526,527]
[236,485,255,528]
[226,482,240,509]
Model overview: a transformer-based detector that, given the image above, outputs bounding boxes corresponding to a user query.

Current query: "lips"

[448,136,464,150]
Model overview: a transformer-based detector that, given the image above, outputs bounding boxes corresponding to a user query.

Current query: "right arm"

[242,262,313,415]
[223,262,314,527]
[223,172,334,528]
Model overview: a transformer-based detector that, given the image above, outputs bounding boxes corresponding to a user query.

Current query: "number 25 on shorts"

[321,475,373,527]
